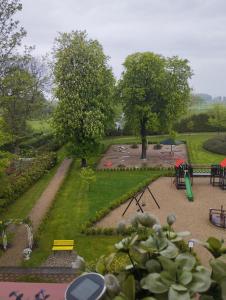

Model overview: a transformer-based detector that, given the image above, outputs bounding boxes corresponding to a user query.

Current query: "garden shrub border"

[203,135,226,156]
[0,152,57,213]
[81,170,172,236]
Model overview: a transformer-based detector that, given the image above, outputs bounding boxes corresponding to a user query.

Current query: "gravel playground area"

[97,144,188,169]
[96,177,226,267]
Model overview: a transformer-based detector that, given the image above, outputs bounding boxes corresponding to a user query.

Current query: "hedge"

[0,152,57,212]
[203,135,226,155]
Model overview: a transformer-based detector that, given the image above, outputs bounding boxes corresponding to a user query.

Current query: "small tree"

[0,65,46,150]
[53,31,115,167]
[80,167,96,191]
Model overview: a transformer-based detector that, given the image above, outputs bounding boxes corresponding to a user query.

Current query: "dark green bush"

[0,152,57,211]
[203,135,226,155]
[175,112,220,133]
[153,143,162,150]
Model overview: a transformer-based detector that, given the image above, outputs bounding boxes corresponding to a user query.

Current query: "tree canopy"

[118,52,192,159]
[0,0,26,76]
[53,31,115,166]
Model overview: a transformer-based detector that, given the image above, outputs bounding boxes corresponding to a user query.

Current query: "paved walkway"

[0,281,68,300]
[0,158,73,266]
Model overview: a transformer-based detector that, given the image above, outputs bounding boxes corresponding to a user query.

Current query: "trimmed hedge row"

[203,135,226,155]
[81,172,171,235]
[0,152,57,212]
[20,134,62,154]
[96,166,174,172]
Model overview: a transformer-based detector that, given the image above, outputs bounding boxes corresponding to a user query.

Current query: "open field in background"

[27,119,52,133]
[1,132,225,266]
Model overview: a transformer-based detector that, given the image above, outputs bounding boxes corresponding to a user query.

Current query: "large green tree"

[118,52,192,159]
[0,64,47,149]
[53,31,115,167]
[0,0,26,77]
[208,103,226,134]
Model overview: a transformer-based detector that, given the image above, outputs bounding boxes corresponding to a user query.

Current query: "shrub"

[131,143,138,149]
[76,216,226,300]
[203,135,226,155]
[153,143,162,150]
[0,152,57,211]
[175,112,219,133]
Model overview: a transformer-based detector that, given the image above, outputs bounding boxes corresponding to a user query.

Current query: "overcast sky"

[18,0,226,96]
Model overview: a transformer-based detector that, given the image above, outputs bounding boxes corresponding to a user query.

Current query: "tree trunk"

[81,158,87,168]
[140,121,147,159]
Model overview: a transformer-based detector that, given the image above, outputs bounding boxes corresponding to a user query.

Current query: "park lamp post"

[188,240,195,252]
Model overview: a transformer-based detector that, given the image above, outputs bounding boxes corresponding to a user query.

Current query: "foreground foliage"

[75,213,226,300]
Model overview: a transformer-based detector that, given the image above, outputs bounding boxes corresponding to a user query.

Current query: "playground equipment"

[174,158,226,200]
[209,206,226,228]
[122,184,160,216]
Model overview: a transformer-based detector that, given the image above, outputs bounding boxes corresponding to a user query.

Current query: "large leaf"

[175,253,196,271]
[207,237,222,251]
[171,284,187,292]
[188,266,211,293]
[146,259,162,273]
[158,256,176,275]
[168,286,190,300]
[160,271,175,286]
[141,273,169,294]
[178,270,193,285]
[121,275,135,300]
[210,256,226,282]
[160,242,178,259]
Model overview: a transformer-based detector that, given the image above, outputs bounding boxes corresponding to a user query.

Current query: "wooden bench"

[52,240,74,252]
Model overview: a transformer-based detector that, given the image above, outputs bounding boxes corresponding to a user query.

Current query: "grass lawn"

[25,164,165,266]
[27,119,52,133]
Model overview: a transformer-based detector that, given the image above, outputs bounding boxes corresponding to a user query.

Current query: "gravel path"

[96,177,226,267]
[0,158,73,267]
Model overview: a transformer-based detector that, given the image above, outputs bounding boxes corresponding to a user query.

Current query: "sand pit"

[97,144,188,169]
[96,177,226,266]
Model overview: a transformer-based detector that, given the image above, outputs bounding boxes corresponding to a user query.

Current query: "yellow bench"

[52,240,74,252]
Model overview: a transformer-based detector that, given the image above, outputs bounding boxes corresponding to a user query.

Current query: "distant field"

[27,119,52,133]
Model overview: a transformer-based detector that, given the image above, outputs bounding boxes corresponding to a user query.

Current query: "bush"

[203,135,226,155]
[153,143,162,150]
[175,113,219,133]
[131,143,138,149]
[0,152,57,211]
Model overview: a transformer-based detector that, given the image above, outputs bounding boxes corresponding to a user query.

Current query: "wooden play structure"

[122,185,160,216]
[175,158,226,201]
[209,206,226,228]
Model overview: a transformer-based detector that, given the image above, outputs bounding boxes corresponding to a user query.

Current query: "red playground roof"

[175,159,186,168]
[220,158,226,167]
